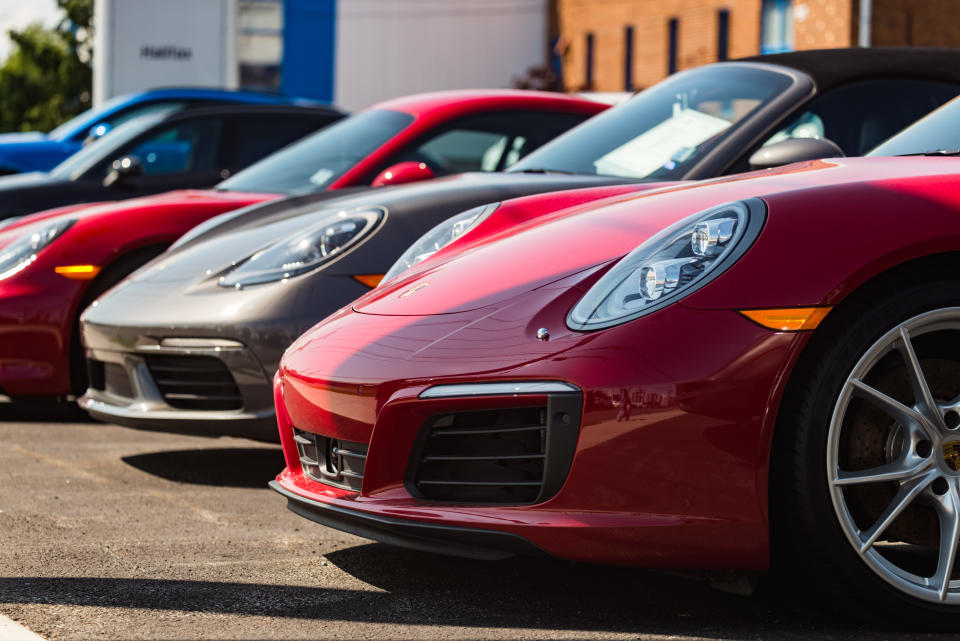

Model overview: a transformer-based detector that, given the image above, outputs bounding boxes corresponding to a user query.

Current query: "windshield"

[868,96,960,157]
[217,109,415,195]
[509,64,795,180]
[49,112,168,180]
[48,93,134,141]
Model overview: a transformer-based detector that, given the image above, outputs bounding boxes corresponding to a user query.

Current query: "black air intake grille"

[294,428,367,492]
[144,355,242,411]
[86,360,133,398]
[409,393,582,505]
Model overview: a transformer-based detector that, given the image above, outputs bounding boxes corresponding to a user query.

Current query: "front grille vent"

[87,360,134,398]
[144,355,242,411]
[294,428,367,492]
[409,393,581,505]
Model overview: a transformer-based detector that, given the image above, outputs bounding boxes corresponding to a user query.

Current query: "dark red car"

[273,155,960,625]
[0,91,604,399]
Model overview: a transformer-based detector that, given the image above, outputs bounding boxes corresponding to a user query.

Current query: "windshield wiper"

[513,168,575,175]
[901,149,960,157]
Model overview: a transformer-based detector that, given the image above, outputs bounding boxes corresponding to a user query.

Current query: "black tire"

[775,273,960,629]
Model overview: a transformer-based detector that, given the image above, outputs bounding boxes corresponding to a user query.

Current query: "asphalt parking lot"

[0,403,954,641]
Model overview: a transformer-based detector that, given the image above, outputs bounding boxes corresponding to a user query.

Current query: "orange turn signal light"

[54,265,101,280]
[352,274,384,288]
[738,306,831,332]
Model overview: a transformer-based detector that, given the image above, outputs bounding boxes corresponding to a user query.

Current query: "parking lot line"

[0,613,47,641]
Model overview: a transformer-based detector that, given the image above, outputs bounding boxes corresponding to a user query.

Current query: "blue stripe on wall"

[282,0,336,102]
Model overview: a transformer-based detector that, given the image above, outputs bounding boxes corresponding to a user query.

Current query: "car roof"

[367,89,608,118]
[125,87,320,105]
[737,47,960,91]
[155,103,346,123]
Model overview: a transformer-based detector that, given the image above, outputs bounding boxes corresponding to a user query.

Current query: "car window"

[217,109,415,195]
[105,101,187,131]
[760,79,960,156]
[220,113,335,170]
[50,99,186,141]
[870,95,960,156]
[124,118,223,176]
[509,64,796,180]
[388,111,589,176]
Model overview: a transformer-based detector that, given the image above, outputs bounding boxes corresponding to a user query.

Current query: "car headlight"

[0,219,75,281]
[218,208,383,288]
[381,203,499,283]
[567,199,765,330]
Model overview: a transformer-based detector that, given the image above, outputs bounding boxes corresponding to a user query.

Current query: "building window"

[667,18,679,75]
[717,9,730,61]
[761,0,794,54]
[237,0,284,90]
[585,32,595,89]
[624,25,634,91]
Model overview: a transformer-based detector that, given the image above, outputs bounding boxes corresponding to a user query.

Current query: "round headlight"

[568,200,765,330]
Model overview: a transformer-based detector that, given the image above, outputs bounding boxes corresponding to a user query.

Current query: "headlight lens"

[381,202,499,283]
[0,219,75,281]
[567,200,764,330]
[218,208,383,288]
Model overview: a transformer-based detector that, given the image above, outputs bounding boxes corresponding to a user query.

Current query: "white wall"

[94,0,237,105]
[334,0,547,110]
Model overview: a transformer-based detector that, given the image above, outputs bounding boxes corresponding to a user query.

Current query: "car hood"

[352,157,960,316]
[115,172,649,289]
[0,132,47,144]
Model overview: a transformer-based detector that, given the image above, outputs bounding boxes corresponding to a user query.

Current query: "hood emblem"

[944,441,960,472]
[399,282,429,298]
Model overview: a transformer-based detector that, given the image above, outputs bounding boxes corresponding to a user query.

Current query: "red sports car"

[273,155,960,624]
[0,91,604,400]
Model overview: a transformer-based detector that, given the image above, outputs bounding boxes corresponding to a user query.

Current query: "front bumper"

[79,334,276,440]
[270,480,547,560]
[78,274,371,440]
[272,277,811,567]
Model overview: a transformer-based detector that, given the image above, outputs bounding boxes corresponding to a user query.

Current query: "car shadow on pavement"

[121,447,284,488]
[0,400,94,423]
[0,551,938,639]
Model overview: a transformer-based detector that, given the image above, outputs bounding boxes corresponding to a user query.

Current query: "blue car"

[0,88,317,175]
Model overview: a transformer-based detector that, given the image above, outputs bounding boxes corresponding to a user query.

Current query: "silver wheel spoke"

[897,327,944,431]
[857,471,937,553]
[931,480,960,602]
[850,378,935,440]
[834,457,928,486]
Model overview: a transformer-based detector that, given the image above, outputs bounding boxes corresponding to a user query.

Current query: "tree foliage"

[0,0,93,133]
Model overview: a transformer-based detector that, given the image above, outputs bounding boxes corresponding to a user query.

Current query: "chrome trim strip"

[419,381,580,399]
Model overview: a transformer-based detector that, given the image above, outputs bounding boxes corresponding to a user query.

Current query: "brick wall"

[557,0,762,91]
[871,0,960,47]
[793,0,855,49]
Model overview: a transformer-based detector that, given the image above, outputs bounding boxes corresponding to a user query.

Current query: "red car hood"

[353,157,960,316]
[0,189,278,250]
[0,189,277,233]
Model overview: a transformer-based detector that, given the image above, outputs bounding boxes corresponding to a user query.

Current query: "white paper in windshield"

[309,168,335,186]
[594,108,732,178]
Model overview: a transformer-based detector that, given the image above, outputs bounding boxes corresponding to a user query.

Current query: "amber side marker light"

[54,265,101,280]
[738,306,832,331]
[352,274,384,288]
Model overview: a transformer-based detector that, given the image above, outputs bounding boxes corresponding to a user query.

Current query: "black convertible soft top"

[738,47,960,92]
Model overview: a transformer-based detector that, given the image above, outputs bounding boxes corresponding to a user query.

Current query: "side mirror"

[83,122,112,146]
[748,138,844,171]
[103,155,143,187]
[371,161,435,187]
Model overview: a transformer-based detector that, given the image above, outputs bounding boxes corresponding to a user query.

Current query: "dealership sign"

[93,0,236,105]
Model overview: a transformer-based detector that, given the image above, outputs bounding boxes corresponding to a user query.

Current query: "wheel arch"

[766,250,960,555]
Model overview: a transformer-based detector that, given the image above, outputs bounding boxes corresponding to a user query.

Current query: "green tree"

[0,0,93,133]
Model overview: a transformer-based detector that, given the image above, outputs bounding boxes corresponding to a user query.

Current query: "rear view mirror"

[103,155,143,187]
[748,138,844,171]
[84,122,113,146]
[371,161,435,187]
